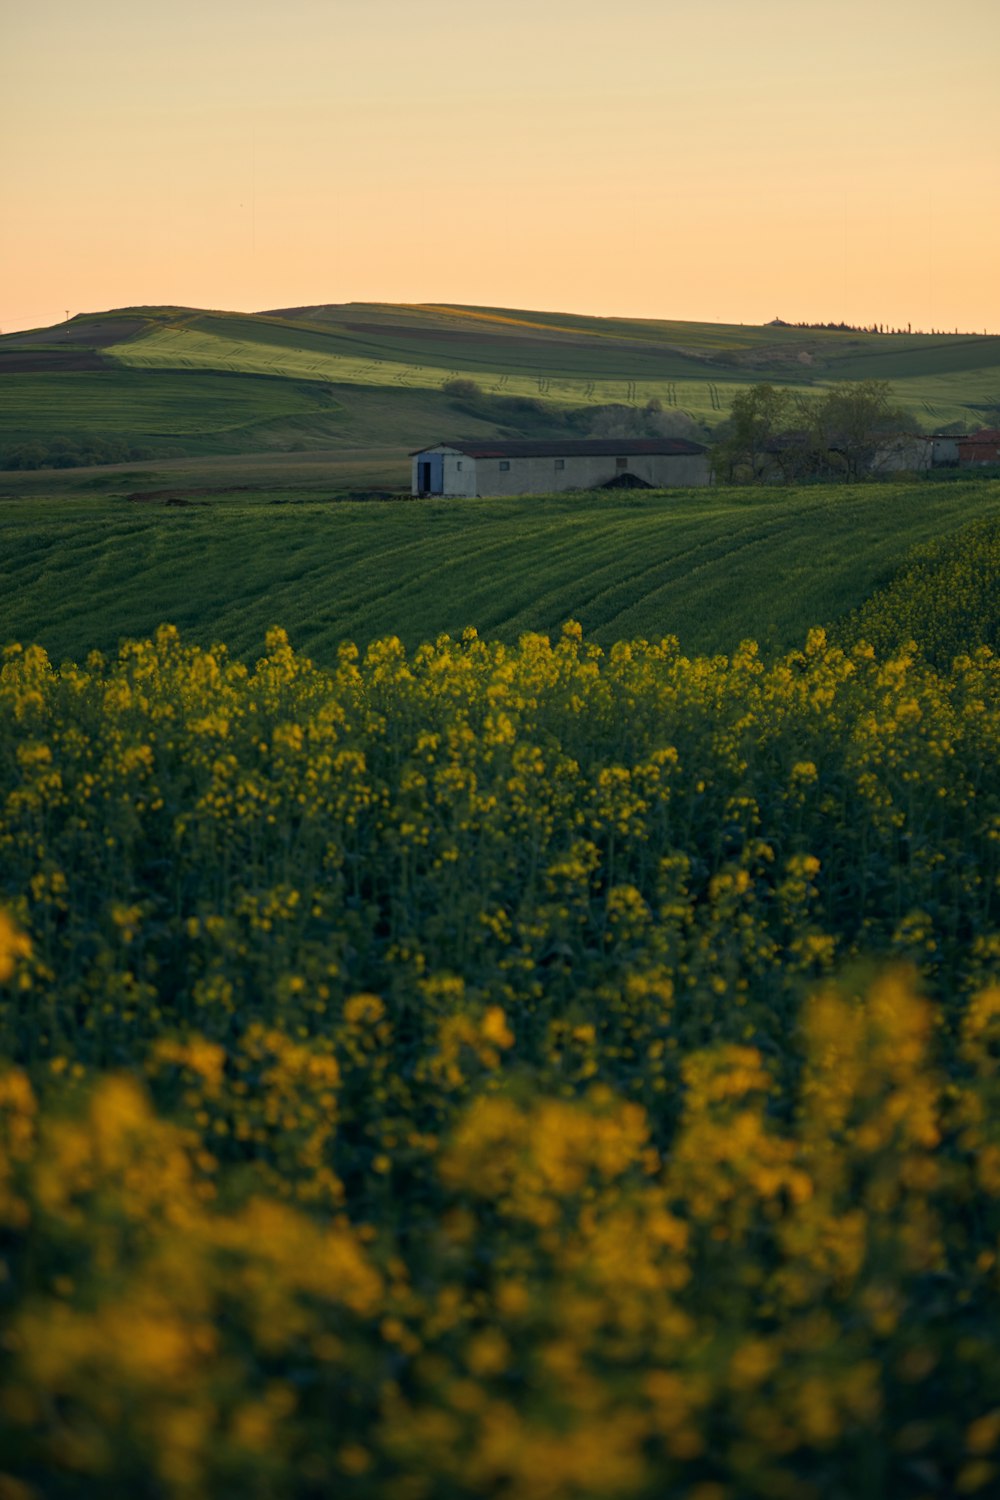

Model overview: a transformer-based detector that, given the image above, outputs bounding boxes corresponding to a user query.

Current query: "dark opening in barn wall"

[599,471,653,489]
[417,455,444,494]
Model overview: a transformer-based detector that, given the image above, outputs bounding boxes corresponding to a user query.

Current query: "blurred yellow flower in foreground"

[0,911,30,983]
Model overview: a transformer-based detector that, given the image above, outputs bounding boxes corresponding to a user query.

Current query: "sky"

[2,0,999,334]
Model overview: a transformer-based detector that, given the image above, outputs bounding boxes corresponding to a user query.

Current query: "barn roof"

[410,438,706,458]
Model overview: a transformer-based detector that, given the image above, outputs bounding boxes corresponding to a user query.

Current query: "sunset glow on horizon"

[2,0,999,336]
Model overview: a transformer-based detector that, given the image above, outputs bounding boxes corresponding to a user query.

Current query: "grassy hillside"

[2,480,998,665]
[2,304,999,480]
[0,369,342,457]
[0,368,521,465]
[101,306,1000,427]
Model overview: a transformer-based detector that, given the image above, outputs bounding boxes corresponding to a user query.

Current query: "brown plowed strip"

[0,351,112,373]
[127,486,257,504]
[0,317,149,350]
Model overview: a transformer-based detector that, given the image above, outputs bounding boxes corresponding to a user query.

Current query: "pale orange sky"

[2,0,998,334]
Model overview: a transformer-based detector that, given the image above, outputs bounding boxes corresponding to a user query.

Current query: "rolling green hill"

[2,480,998,665]
[0,369,339,456]
[2,303,999,484]
[92,304,1000,423]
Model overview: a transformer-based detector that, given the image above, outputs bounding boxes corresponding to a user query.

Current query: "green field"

[79,306,1000,427]
[0,367,513,465]
[3,479,999,665]
[3,303,1000,482]
[0,369,343,455]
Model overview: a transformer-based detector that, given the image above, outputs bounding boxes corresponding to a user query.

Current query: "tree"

[587,403,703,441]
[802,380,914,482]
[710,384,793,483]
[441,378,484,401]
[4,443,47,470]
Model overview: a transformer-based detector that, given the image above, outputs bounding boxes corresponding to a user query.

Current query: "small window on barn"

[616,456,628,469]
[456,461,463,471]
[555,459,565,470]
[499,461,510,471]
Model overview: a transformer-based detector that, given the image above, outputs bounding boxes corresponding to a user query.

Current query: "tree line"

[711,380,916,484]
[3,435,155,470]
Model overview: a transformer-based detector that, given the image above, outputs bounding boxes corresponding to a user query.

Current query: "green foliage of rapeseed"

[0,605,998,1498]
[838,515,1000,668]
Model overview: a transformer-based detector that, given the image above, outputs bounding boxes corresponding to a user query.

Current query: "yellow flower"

[0,911,30,983]
[480,1007,514,1050]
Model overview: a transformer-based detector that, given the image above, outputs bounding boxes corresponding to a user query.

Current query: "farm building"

[928,434,963,467]
[410,439,709,497]
[875,434,974,471]
[958,429,1000,466]
[784,432,989,475]
[877,431,1000,472]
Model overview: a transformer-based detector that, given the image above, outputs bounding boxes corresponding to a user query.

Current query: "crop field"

[835,514,1000,667]
[106,310,1000,428]
[3,304,1000,469]
[0,369,343,455]
[106,313,745,413]
[1,506,999,1494]
[0,369,517,471]
[0,446,422,501]
[2,481,1000,667]
[272,301,1000,377]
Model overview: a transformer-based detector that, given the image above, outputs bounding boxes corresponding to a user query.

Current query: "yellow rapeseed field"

[0,613,998,1498]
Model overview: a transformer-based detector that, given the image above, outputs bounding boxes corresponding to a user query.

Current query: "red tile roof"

[411,438,705,458]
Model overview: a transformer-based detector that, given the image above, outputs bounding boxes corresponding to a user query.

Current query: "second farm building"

[411,438,709,497]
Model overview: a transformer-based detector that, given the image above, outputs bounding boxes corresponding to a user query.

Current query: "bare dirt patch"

[126,485,256,506]
[0,317,149,349]
[0,351,112,374]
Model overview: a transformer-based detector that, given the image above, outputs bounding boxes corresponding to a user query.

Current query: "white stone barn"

[411,439,710,497]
